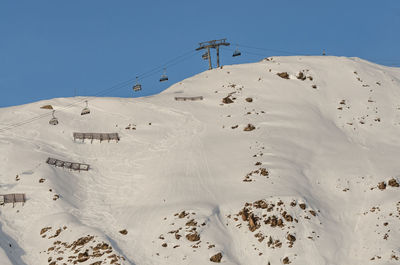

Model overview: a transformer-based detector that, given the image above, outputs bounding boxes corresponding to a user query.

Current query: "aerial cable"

[0,50,200,133]
[136,49,198,80]
[231,43,312,56]
[221,46,270,57]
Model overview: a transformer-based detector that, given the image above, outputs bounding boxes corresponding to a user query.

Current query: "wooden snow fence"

[0,193,26,207]
[46,157,89,171]
[73,132,120,143]
[174,96,203,101]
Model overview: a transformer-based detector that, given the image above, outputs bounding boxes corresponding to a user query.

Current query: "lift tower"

[196,39,230,70]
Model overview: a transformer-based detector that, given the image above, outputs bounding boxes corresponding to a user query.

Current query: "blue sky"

[0,0,399,107]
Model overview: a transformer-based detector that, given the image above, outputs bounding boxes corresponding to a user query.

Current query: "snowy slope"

[0,56,399,265]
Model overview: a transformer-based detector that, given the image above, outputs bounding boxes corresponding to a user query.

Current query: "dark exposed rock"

[40,227,51,235]
[186,232,200,242]
[297,72,306,80]
[277,72,290,79]
[378,181,386,190]
[253,200,268,209]
[178,211,188,218]
[388,178,399,187]
[210,252,223,263]
[222,96,234,104]
[77,251,89,262]
[119,229,128,235]
[260,168,269,176]
[244,124,256,131]
[40,105,53,109]
[185,219,197,227]
[282,256,290,264]
[248,214,258,232]
[286,234,296,242]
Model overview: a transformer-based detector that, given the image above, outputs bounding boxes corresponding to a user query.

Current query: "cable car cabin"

[81,108,90,115]
[133,83,142,91]
[49,117,58,125]
[202,52,209,60]
[159,74,168,82]
[232,49,241,57]
[81,100,90,115]
[133,77,141,91]
[49,110,58,125]
[159,68,168,82]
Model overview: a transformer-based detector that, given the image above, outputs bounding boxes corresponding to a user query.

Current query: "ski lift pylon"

[49,110,58,125]
[159,68,168,82]
[81,100,90,115]
[133,77,142,91]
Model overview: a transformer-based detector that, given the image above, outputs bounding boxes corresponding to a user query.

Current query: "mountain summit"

[0,56,399,265]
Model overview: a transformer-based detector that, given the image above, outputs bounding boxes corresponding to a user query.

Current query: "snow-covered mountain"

[0,56,399,265]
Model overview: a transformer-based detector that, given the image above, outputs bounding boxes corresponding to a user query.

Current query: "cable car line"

[231,43,312,56]
[0,50,200,133]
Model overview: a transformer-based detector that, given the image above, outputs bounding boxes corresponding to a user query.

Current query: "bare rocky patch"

[40,228,125,264]
[243,167,269,182]
[227,197,321,261]
[156,210,221,261]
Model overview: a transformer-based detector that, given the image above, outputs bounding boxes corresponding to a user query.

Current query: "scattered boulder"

[243,124,256,131]
[378,181,386,190]
[296,72,306,80]
[286,234,296,242]
[210,252,223,263]
[299,203,306,210]
[260,168,269,176]
[40,227,52,235]
[40,105,53,110]
[185,219,197,227]
[388,178,399,187]
[282,257,290,264]
[119,229,128,235]
[178,211,188,218]
[248,214,258,232]
[77,251,89,262]
[240,208,249,221]
[222,96,234,104]
[186,232,200,242]
[277,72,290,79]
[245,97,253,103]
[49,228,62,239]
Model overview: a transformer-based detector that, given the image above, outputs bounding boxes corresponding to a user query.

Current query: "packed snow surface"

[0,56,399,265]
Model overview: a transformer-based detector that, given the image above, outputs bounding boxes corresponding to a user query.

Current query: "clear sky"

[0,0,399,107]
